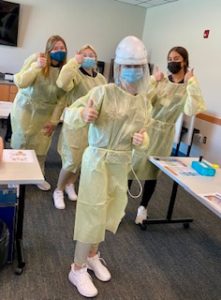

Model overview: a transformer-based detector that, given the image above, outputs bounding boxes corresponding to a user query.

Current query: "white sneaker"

[68,264,98,298]
[87,252,111,282]
[65,184,77,201]
[53,189,65,209]
[135,206,148,224]
[37,180,51,191]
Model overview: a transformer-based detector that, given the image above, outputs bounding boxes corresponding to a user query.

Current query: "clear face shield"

[114,63,150,95]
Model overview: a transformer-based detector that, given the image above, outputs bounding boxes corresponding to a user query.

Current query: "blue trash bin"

[0,188,17,263]
[0,219,9,268]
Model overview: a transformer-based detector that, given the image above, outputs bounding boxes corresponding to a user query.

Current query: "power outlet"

[203,136,207,144]
[194,133,203,144]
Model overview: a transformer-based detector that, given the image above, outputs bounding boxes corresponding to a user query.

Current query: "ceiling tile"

[113,0,179,8]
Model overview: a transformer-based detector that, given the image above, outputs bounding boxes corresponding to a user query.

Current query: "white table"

[0,149,44,274]
[144,156,221,229]
[0,101,12,119]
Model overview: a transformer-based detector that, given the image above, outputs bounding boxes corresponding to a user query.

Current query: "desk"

[0,149,44,274]
[144,156,221,228]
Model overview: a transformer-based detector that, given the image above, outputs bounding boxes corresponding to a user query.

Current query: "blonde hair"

[42,35,67,77]
[79,44,97,59]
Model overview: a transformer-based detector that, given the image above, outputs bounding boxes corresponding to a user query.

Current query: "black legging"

[4,114,12,142]
[128,179,157,208]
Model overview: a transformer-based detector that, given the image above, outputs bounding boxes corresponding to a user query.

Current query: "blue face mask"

[120,67,143,83]
[50,51,67,63]
[81,57,96,69]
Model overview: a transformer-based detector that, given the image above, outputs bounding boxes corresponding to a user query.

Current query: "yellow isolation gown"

[130,75,206,180]
[11,54,66,156]
[64,83,152,243]
[56,58,107,172]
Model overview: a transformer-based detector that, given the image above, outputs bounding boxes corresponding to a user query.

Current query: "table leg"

[143,181,193,229]
[15,184,26,274]
[166,181,179,219]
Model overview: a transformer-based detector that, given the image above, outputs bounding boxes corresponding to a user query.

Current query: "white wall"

[192,118,221,165]
[0,0,146,78]
[142,0,221,164]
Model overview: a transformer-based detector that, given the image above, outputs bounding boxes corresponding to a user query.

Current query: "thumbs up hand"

[82,99,98,123]
[184,68,194,83]
[37,53,47,68]
[75,52,84,64]
[132,128,146,145]
[153,66,164,82]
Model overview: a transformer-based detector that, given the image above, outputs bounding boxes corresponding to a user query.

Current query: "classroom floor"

[0,124,221,300]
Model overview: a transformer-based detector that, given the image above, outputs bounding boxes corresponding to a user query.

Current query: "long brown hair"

[42,35,67,77]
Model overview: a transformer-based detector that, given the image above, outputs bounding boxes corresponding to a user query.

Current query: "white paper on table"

[3,150,34,163]
[154,157,198,176]
[199,193,221,213]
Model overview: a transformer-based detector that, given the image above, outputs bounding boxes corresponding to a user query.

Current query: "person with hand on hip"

[11,35,68,191]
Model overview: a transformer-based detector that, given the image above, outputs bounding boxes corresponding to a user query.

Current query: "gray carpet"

[0,123,221,300]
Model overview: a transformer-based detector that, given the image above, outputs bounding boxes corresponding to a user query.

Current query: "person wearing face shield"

[129,46,206,225]
[53,45,107,209]
[10,35,68,191]
[64,36,152,298]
